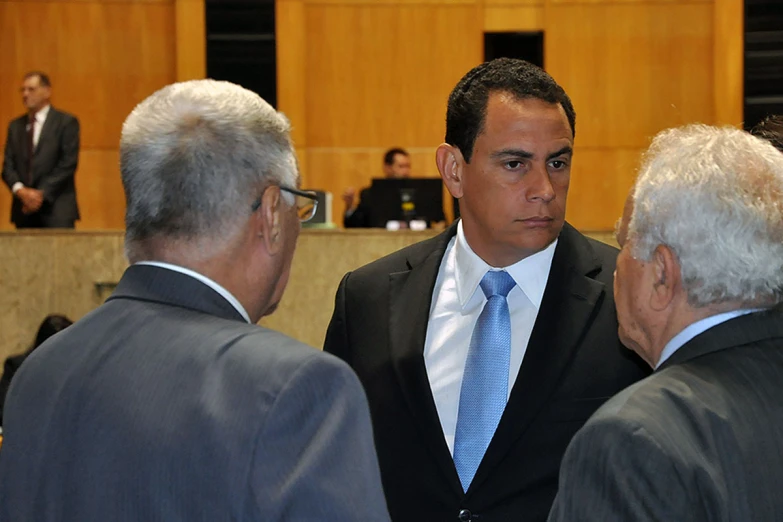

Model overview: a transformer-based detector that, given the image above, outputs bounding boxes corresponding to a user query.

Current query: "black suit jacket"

[324,222,650,522]
[549,308,783,521]
[1,107,80,227]
[344,187,373,228]
[0,265,390,521]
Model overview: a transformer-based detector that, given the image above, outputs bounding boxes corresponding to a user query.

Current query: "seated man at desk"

[343,148,411,228]
[343,148,445,228]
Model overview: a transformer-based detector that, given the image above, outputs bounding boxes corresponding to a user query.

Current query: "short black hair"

[751,115,783,153]
[24,71,51,88]
[383,148,409,166]
[445,58,576,163]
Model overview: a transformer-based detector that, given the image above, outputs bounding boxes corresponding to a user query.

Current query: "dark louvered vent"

[206,0,277,107]
[745,0,783,130]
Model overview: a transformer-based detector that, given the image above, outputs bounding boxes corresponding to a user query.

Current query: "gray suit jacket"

[0,265,390,521]
[548,308,783,522]
[1,106,80,226]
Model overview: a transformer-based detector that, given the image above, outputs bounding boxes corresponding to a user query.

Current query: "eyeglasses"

[251,186,319,223]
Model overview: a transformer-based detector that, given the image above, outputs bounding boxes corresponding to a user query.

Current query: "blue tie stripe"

[453,270,515,492]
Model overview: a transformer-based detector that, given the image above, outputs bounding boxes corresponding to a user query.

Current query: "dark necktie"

[26,114,35,185]
[453,270,516,492]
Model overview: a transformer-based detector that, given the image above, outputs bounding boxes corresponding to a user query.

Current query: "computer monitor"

[367,178,445,228]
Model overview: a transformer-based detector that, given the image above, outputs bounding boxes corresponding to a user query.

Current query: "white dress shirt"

[134,261,252,323]
[423,221,558,454]
[655,308,760,369]
[12,104,51,194]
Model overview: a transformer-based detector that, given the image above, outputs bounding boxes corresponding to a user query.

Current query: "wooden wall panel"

[713,0,743,126]
[75,150,125,229]
[545,3,714,149]
[279,2,482,221]
[566,147,644,230]
[484,6,544,31]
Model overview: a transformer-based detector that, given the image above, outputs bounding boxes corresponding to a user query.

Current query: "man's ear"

[436,144,465,199]
[258,186,283,256]
[649,244,680,311]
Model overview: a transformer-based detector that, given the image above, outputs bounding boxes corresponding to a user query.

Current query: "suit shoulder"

[225,323,357,382]
[350,230,449,280]
[51,107,78,122]
[585,235,619,261]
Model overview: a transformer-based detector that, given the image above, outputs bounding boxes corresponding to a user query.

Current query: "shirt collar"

[35,104,50,124]
[454,220,558,310]
[134,261,252,323]
[656,308,760,369]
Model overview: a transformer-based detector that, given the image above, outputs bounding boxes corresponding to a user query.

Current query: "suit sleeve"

[249,354,390,521]
[323,272,352,363]
[2,122,20,190]
[39,115,79,203]
[344,189,371,228]
[547,417,697,522]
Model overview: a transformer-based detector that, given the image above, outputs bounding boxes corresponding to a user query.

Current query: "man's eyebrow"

[546,146,573,161]
[490,148,534,160]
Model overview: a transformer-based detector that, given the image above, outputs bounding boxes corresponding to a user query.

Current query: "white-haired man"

[548,124,783,521]
[0,80,390,522]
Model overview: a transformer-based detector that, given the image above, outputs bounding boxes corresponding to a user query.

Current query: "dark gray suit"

[0,265,390,521]
[1,106,80,228]
[549,308,783,522]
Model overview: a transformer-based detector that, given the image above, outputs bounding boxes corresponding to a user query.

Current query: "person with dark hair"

[0,314,72,426]
[751,114,783,152]
[1,71,80,228]
[343,147,413,227]
[324,57,649,521]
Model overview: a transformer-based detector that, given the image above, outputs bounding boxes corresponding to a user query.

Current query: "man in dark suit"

[0,80,390,521]
[343,147,412,228]
[324,58,649,522]
[1,71,80,228]
[549,125,783,521]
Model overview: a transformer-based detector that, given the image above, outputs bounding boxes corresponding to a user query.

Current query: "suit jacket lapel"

[107,264,247,323]
[658,307,783,371]
[388,222,464,496]
[468,223,607,493]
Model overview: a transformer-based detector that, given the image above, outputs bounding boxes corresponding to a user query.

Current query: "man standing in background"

[1,71,80,228]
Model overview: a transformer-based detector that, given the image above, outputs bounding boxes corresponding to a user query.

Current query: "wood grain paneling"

[565,147,644,230]
[175,0,206,81]
[713,0,743,126]
[484,6,544,31]
[303,4,482,148]
[75,149,125,229]
[545,2,714,150]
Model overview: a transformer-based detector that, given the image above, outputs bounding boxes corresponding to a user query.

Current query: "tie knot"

[479,270,515,298]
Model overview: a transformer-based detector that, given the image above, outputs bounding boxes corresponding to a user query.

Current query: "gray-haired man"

[549,124,783,521]
[0,80,390,522]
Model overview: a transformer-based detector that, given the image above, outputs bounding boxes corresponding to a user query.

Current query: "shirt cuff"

[12,182,24,194]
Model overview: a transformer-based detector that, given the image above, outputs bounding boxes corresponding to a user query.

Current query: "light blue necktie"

[453,270,515,492]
